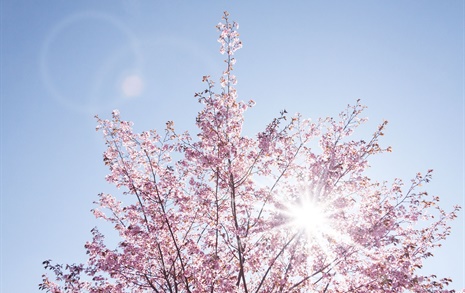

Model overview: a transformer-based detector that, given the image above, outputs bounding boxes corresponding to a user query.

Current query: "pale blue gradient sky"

[1,1,464,291]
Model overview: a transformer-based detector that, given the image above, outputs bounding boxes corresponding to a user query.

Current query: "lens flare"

[122,75,144,97]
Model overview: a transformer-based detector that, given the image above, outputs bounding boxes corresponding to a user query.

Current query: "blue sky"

[1,1,464,291]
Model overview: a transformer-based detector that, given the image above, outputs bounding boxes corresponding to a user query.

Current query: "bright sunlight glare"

[289,199,328,235]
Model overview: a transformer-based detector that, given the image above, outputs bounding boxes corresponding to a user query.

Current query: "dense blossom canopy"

[41,12,461,292]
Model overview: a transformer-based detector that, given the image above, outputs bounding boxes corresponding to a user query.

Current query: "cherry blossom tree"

[41,12,461,292]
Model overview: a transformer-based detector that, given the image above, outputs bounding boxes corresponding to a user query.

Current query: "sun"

[280,192,356,260]
[287,198,329,236]
[280,195,346,263]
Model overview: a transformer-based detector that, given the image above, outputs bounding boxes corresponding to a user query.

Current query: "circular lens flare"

[122,74,144,97]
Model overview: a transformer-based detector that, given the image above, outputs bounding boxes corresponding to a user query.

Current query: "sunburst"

[276,187,350,258]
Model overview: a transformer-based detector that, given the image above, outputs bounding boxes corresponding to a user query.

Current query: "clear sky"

[1,1,464,291]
